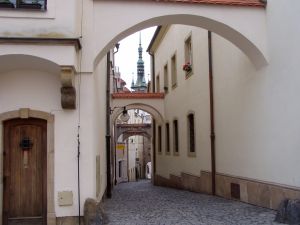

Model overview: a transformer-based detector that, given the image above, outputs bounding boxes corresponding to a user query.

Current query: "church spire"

[131,31,147,92]
[138,32,142,59]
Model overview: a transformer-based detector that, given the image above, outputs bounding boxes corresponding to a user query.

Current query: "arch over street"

[111,93,165,125]
[115,123,152,142]
[93,1,268,69]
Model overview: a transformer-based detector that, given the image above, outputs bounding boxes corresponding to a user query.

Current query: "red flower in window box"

[182,62,192,72]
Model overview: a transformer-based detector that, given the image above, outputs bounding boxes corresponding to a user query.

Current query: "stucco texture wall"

[0,66,100,217]
[154,25,211,179]
[213,0,300,187]
[154,0,300,188]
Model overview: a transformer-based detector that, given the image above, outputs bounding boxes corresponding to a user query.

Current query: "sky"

[115,27,157,90]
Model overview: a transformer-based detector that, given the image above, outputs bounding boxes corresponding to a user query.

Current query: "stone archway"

[93,1,268,69]
[111,103,164,126]
[0,54,77,110]
[116,124,152,142]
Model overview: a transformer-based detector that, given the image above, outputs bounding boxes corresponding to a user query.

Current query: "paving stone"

[102,180,284,225]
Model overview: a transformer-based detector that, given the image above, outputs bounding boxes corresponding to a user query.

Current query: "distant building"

[115,37,152,183]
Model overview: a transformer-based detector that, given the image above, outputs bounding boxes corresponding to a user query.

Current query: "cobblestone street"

[102,180,282,225]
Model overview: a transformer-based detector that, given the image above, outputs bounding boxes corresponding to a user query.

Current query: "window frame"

[171,53,177,89]
[173,119,179,156]
[163,63,169,94]
[156,74,160,93]
[187,113,196,157]
[0,0,47,10]
[165,122,170,155]
[184,33,194,78]
[158,125,162,154]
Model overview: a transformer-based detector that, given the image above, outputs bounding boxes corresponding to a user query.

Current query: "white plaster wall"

[0,0,81,37]
[93,0,268,69]
[154,0,300,188]
[0,68,97,217]
[93,57,108,200]
[154,25,211,178]
[213,0,300,187]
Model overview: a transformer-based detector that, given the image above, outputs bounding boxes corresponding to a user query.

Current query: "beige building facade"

[148,21,300,209]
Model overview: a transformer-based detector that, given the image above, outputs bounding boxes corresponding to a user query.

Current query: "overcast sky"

[115,27,157,90]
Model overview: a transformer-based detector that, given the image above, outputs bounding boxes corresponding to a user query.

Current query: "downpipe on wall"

[106,52,112,198]
[208,31,216,196]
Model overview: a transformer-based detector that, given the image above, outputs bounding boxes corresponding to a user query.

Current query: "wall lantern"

[110,106,130,123]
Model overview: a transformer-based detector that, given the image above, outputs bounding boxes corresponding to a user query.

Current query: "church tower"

[131,32,147,92]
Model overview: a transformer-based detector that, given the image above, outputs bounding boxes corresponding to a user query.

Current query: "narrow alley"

[102,180,280,225]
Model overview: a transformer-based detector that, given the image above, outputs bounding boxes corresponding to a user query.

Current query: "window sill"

[165,151,171,155]
[0,7,46,12]
[188,151,196,157]
[173,151,179,156]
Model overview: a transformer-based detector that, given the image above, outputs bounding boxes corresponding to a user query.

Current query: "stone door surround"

[0,108,56,225]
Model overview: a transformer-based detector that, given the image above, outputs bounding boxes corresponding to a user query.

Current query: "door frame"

[0,108,56,225]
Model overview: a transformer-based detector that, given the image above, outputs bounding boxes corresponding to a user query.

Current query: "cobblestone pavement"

[102,180,282,225]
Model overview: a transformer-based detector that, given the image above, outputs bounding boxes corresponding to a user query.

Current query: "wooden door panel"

[3,119,47,225]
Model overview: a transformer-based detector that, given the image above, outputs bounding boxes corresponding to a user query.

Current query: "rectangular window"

[188,113,195,154]
[173,120,179,154]
[0,0,47,10]
[158,125,162,153]
[165,123,170,154]
[156,74,160,93]
[164,63,169,93]
[171,54,177,88]
[184,35,193,76]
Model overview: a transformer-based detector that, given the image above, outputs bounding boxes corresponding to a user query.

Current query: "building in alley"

[115,33,152,183]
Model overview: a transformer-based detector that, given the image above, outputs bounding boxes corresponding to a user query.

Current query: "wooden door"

[3,118,47,225]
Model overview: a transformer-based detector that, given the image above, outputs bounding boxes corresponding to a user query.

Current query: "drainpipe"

[106,52,112,198]
[127,139,129,181]
[112,45,119,185]
[208,31,216,196]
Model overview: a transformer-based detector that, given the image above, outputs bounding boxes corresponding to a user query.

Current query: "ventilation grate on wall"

[231,183,240,200]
